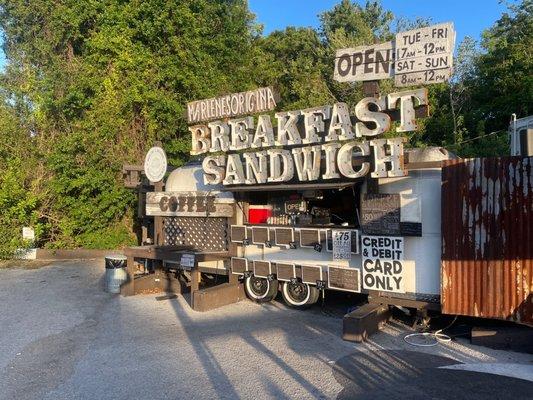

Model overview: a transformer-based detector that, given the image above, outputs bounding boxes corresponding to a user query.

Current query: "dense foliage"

[0,0,531,255]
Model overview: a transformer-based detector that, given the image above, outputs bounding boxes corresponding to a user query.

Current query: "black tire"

[244,276,278,303]
[281,281,320,309]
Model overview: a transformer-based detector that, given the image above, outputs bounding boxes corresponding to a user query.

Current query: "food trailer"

[121,22,532,336]
[121,77,456,331]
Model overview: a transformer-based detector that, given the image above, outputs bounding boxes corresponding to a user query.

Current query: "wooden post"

[153,180,164,245]
[190,265,201,309]
[122,256,136,296]
[362,81,380,98]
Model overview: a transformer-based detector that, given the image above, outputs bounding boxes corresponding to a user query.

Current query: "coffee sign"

[145,192,234,217]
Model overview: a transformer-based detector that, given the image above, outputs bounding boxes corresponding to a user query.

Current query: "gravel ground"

[0,260,531,400]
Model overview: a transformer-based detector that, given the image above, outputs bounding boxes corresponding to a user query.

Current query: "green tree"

[0,95,42,257]
[0,0,262,252]
[469,0,532,134]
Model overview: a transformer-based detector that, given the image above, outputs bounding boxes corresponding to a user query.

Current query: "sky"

[249,0,511,44]
[0,1,513,70]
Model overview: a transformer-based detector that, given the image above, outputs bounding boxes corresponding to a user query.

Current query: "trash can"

[105,255,128,294]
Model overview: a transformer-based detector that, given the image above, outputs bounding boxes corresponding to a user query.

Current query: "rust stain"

[441,156,533,326]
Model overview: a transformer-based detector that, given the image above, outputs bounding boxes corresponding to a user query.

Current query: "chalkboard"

[275,227,294,247]
[361,194,401,235]
[251,226,270,245]
[230,225,247,243]
[231,257,248,275]
[327,266,360,293]
[300,229,320,248]
[301,265,323,284]
[400,221,422,237]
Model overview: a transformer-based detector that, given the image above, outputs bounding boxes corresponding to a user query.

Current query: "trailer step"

[342,303,391,342]
[192,282,246,312]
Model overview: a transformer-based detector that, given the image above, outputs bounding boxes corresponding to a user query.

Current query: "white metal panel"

[376,168,442,295]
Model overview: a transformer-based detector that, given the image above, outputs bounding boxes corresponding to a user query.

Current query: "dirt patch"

[0,260,52,270]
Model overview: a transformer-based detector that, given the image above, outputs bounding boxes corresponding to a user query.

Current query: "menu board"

[333,230,352,260]
[275,227,294,247]
[301,265,323,284]
[253,260,272,278]
[231,257,248,275]
[230,225,247,243]
[361,193,401,235]
[327,266,360,293]
[251,226,270,245]
[300,229,320,248]
[276,263,296,281]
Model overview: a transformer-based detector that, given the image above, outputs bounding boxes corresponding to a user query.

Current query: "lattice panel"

[163,217,228,251]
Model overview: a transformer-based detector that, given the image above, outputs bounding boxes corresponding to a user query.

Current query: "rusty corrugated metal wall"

[441,157,532,325]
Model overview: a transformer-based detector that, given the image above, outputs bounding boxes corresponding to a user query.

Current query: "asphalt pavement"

[0,260,531,400]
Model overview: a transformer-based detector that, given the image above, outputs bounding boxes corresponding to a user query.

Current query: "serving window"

[237,184,362,229]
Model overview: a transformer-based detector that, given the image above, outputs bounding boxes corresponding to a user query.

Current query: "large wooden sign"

[334,41,394,82]
[395,22,455,87]
[187,87,278,124]
[333,22,455,87]
[146,192,234,217]
[361,193,401,235]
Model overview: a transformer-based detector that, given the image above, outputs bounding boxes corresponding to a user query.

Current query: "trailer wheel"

[244,276,278,303]
[281,281,319,308]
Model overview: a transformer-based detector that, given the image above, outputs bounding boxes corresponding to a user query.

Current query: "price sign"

[333,230,352,260]
[180,253,195,268]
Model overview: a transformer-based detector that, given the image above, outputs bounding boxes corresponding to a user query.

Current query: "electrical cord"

[403,315,457,347]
